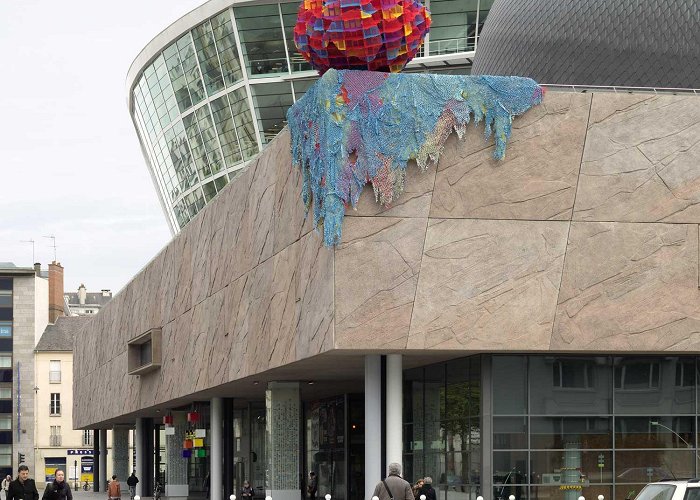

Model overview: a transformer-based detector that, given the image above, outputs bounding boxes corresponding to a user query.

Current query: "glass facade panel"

[530,357,612,415]
[234,5,288,78]
[615,357,694,414]
[530,450,614,485]
[493,356,526,415]
[428,0,477,55]
[192,20,226,96]
[615,416,694,448]
[251,82,293,144]
[494,417,527,450]
[530,417,612,450]
[212,11,243,86]
[228,88,258,160]
[210,95,243,169]
[616,450,693,482]
[183,106,225,181]
[281,3,312,73]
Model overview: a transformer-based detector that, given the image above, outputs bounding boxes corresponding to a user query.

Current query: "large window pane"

[192,20,225,96]
[428,0,477,55]
[530,417,612,450]
[212,11,243,86]
[228,88,258,160]
[530,450,613,484]
[250,82,293,144]
[615,416,695,449]
[615,357,694,414]
[533,486,612,500]
[530,357,612,415]
[211,95,243,168]
[493,356,526,415]
[281,2,312,73]
[234,5,288,77]
[493,450,528,486]
[616,450,693,483]
[494,417,527,449]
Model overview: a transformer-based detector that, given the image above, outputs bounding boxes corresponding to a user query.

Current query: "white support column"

[211,398,223,500]
[135,419,144,497]
[365,355,382,500]
[99,429,108,492]
[386,354,403,468]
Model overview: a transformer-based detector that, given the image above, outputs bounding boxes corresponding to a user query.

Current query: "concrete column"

[99,429,108,492]
[386,354,403,467]
[365,355,381,500]
[135,418,144,497]
[266,382,300,500]
[211,398,223,500]
[113,425,130,483]
[165,412,189,499]
[94,431,101,493]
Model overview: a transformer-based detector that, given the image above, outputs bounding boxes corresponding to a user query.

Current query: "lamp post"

[650,421,700,463]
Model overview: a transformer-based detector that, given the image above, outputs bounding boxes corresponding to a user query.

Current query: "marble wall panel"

[431,92,590,221]
[408,219,568,350]
[271,129,315,254]
[551,222,700,350]
[574,94,700,222]
[348,162,436,218]
[334,217,427,349]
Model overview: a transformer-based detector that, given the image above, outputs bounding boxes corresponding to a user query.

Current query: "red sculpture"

[294,0,431,74]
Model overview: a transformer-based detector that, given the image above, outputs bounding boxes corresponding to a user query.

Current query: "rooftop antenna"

[19,239,35,264]
[43,235,57,262]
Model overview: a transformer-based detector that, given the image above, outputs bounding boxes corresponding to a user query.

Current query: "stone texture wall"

[74,90,700,428]
[336,92,700,351]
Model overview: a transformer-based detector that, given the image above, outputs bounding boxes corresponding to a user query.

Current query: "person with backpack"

[371,463,413,500]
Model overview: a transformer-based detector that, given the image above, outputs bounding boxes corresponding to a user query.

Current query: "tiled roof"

[36,316,92,352]
[472,0,700,88]
[65,292,112,307]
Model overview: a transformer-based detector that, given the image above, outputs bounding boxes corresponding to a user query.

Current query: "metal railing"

[543,83,700,95]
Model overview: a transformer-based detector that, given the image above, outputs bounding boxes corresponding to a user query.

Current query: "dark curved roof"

[472,0,700,88]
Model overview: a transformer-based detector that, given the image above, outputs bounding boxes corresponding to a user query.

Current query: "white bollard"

[477,497,484,500]
[372,497,379,500]
[266,496,272,500]
[325,495,331,500]
[578,496,585,500]
[420,496,426,500]
[598,496,604,500]
[509,495,516,500]
[230,496,236,500]
[134,496,140,500]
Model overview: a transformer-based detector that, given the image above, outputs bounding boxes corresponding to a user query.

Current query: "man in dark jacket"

[418,477,436,500]
[126,473,139,500]
[7,465,39,500]
[372,463,413,500]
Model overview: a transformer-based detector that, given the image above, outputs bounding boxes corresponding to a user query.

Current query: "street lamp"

[650,421,700,462]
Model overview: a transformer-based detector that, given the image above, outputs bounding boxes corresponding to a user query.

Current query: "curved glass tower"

[127,0,494,232]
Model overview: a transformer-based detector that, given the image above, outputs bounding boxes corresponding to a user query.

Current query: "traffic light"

[17,452,25,464]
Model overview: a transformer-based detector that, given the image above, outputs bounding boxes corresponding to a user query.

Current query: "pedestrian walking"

[2,475,11,500]
[126,473,139,500]
[240,480,254,500]
[372,463,413,500]
[41,469,72,500]
[6,465,39,500]
[418,477,436,500]
[107,475,121,500]
[307,472,317,500]
[411,479,424,500]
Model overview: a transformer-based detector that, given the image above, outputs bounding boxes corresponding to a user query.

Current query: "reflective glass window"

[292,79,315,102]
[212,11,243,86]
[530,417,612,450]
[428,0,477,55]
[164,43,193,112]
[211,95,243,168]
[494,417,527,449]
[493,356,526,414]
[192,20,225,96]
[163,120,198,199]
[530,450,613,484]
[228,87,259,160]
[234,4,289,77]
[615,416,694,449]
[0,322,10,338]
[615,357,694,414]
[615,450,692,483]
[477,0,495,42]
[529,357,612,415]
[251,82,293,144]
[176,34,206,106]
[183,106,225,181]
[281,3,312,73]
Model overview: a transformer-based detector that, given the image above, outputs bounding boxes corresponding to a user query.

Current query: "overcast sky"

[0,0,206,294]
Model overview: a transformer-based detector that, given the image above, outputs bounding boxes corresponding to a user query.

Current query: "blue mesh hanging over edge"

[286,69,543,246]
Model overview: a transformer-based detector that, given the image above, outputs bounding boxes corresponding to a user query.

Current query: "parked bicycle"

[82,481,91,492]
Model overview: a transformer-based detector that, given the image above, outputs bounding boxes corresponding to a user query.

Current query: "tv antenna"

[19,239,35,264]
[43,235,57,262]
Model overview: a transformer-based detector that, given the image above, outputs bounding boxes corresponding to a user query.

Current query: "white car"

[635,480,700,500]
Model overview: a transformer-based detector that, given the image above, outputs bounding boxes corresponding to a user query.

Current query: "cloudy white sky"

[0,0,206,294]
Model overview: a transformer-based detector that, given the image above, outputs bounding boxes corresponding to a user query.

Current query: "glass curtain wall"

[404,358,482,500]
[492,356,700,500]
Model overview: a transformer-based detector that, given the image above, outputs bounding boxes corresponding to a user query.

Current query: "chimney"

[78,284,87,305]
[34,263,41,276]
[48,261,64,323]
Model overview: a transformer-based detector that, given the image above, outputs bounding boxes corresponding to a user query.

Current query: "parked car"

[634,480,700,500]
